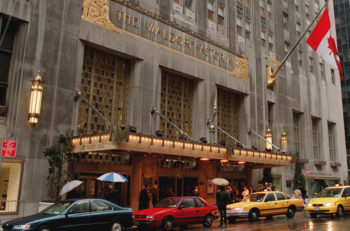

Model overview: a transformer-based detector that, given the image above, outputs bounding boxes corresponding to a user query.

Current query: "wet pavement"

[177,211,350,231]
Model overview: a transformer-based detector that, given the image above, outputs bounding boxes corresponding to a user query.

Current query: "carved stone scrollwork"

[231,57,249,81]
[82,0,122,34]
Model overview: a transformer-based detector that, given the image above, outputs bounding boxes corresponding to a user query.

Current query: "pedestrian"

[152,184,158,207]
[192,186,199,196]
[226,186,234,204]
[249,186,255,193]
[234,187,242,202]
[269,182,275,191]
[66,186,81,199]
[103,183,117,204]
[216,186,228,226]
[301,188,307,204]
[258,184,264,192]
[294,188,302,199]
[139,184,150,210]
[242,186,250,200]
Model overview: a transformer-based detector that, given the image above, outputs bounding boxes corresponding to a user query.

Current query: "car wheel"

[248,209,259,222]
[202,214,213,227]
[38,226,51,231]
[286,206,296,218]
[111,222,123,231]
[336,205,344,217]
[161,216,174,231]
[310,213,317,218]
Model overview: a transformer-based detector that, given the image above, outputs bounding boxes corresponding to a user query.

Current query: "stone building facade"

[0,0,347,217]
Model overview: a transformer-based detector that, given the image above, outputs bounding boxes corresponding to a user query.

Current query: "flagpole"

[271,2,328,78]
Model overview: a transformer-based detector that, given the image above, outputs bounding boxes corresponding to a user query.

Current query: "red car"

[133,196,218,230]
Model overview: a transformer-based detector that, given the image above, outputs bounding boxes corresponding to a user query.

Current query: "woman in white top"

[242,186,250,200]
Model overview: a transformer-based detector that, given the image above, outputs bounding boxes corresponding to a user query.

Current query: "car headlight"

[307,203,312,207]
[13,224,31,230]
[146,215,153,219]
[233,207,247,211]
[325,202,336,207]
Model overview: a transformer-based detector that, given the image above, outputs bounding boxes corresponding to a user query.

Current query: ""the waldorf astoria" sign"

[81,0,249,80]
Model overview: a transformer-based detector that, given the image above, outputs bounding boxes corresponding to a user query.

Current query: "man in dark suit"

[139,184,150,210]
[216,186,229,226]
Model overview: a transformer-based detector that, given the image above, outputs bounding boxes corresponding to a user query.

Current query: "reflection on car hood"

[134,208,174,215]
[4,213,55,225]
[309,197,339,204]
[227,201,262,208]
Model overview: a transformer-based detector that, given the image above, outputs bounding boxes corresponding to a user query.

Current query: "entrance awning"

[71,133,292,169]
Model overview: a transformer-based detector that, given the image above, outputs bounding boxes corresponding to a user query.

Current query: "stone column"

[130,154,143,211]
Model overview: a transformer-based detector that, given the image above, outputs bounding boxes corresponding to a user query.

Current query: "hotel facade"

[0,0,347,217]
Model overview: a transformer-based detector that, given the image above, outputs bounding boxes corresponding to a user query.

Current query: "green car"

[2,199,133,231]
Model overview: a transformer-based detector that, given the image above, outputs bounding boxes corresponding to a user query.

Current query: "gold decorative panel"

[82,0,122,34]
[217,89,242,146]
[160,73,193,139]
[78,47,129,134]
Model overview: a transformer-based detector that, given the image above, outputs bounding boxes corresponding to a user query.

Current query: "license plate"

[314,207,320,211]
[134,220,140,225]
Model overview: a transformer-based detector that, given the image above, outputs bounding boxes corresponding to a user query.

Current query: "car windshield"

[154,198,180,208]
[318,188,343,198]
[40,202,73,215]
[243,193,266,202]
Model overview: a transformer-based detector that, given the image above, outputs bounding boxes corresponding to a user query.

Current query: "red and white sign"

[1,140,17,157]
[306,8,343,80]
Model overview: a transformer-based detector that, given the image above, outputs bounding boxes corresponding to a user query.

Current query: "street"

[163,212,350,231]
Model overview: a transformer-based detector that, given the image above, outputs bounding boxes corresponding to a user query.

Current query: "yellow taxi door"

[275,192,288,214]
[341,187,350,211]
[261,193,278,216]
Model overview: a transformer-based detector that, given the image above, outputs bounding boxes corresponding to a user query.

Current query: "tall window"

[309,56,314,73]
[268,102,274,129]
[160,73,193,139]
[293,113,301,157]
[207,0,215,21]
[319,62,324,79]
[78,47,129,134]
[217,89,242,146]
[312,119,320,159]
[0,159,24,214]
[328,123,336,161]
[331,68,335,84]
[298,50,303,66]
[0,16,17,113]
[283,11,288,29]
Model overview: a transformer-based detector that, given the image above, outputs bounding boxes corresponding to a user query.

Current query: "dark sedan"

[2,199,133,231]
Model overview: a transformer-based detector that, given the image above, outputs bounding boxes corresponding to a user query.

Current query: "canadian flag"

[306,8,343,80]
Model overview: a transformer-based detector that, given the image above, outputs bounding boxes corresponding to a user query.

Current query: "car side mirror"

[66,209,73,216]
[178,205,184,210]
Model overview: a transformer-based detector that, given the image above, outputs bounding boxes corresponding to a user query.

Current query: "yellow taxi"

[305,185,350,218]
[226,191,303,222]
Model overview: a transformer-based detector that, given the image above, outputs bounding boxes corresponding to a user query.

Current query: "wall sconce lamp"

[280,131,288,153]
[264,128,273,151]
[28,71,43,127]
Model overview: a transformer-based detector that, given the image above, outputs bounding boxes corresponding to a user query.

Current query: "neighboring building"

[334,0,350,175]
[0,0,347,218]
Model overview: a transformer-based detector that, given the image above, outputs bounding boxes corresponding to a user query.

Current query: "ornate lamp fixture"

[280,131,288,153]
[264,128,273,151]
[28,71,43,127]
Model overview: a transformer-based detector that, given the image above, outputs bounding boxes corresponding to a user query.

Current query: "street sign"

[1,139,17,157]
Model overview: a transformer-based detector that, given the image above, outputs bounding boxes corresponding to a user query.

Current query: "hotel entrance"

[158,176,198,200]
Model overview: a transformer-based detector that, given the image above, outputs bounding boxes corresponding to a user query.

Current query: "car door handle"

[196,210,199,212]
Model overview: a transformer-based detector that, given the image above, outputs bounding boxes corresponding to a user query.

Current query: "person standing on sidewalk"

[216,186,229,226]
